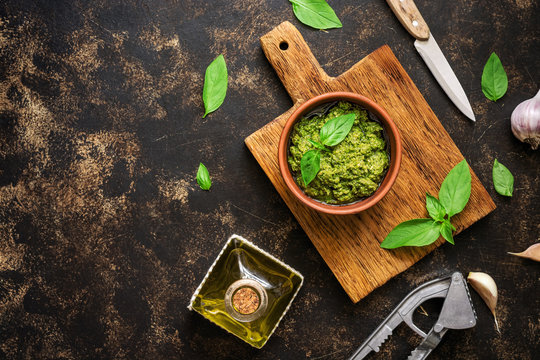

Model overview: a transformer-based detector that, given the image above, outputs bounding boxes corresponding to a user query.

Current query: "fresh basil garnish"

[307,139,328,151]
[426,193,446,221]
[299,113,355,186]
[492,159,514,196]
[438,159,471,217]
[319,113,355,146]
[381,160,472,249]
[300,149,321,186]
[202,54,228,118]
[289,0,342,30]
[380,219,442,249]
[481,52,508,102]
[196,163,212,190]
[440,220,455,245]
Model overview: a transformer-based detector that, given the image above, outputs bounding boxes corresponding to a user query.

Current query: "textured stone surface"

[0,1,538,359]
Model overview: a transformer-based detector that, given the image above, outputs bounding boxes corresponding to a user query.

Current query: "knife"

[386,0,476,121]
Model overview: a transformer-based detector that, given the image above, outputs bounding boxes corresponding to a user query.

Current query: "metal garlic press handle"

[348,276,452,360]
[408,273,476,360]
[407,328,447,360]
[409,348,431,360]
[396,278,451,338]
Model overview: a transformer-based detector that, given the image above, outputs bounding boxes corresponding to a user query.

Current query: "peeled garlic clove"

[508,243,540,262]
[511,89,540,150]
[467,271,500,333]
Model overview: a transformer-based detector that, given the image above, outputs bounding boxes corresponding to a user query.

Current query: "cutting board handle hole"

[279,41,288,51]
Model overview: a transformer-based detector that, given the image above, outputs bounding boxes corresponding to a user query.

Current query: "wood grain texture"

[245,22,495,303]
[386,0,430,40]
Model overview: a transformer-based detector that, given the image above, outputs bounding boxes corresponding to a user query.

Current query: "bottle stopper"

[224,279,268,322]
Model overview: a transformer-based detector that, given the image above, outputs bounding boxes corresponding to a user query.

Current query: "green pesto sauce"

[288,101,389,205]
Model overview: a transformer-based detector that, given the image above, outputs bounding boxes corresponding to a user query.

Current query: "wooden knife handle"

[260,21,332,103]
[386,0,430,40]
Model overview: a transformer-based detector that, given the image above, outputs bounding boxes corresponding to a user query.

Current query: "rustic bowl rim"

[278,92,402,215]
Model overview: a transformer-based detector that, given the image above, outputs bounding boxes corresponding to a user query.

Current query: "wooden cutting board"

[245,22,496,303]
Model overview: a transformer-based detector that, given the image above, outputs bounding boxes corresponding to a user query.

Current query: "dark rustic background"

[0,1,538,359]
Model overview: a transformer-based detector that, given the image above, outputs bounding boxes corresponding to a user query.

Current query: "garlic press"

[349,272,476,360]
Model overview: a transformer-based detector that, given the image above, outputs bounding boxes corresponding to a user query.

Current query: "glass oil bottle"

[189,235,304,348]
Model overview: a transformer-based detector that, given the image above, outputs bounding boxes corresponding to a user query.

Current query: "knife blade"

[386,0,476,121]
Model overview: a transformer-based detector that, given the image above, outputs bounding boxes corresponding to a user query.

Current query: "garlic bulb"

[511,89,540,150]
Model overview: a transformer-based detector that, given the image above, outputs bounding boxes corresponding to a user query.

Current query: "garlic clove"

[511,89,540,150]
[467,271,500,333]
[508,243,540,262]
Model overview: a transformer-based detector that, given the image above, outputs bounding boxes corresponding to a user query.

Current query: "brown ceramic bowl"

[278,92,402,215]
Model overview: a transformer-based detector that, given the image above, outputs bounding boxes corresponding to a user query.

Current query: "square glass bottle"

[188,234,304,348]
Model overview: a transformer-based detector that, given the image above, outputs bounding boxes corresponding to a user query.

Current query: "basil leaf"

[196,163,212,190]
[426,193,446,221]
[481,52,508,102]
[440,220,455,245]
[493,159,514,196]
[289,0,342,30]
[202,54,228,118]
[307,139,328,151]
[319,113,355,146]
[300,149,321,186]
[438,160,471,217]
[381,219,442,249]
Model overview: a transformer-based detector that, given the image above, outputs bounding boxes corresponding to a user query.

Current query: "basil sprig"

[440,220,455,245]
[319,114,355,146]
[492,159,514,196]
[202,54,228,118]
[299,113,355,185]
[289,0,342,30]
[381,219,443,249]
[425,193,446,222]
[196,163,212,190]
[438,159,471,217]
[300,150,321,186]
[481,52,508,102]
[381,160,472,249]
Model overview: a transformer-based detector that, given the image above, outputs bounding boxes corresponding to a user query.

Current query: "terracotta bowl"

[278,92,402,215]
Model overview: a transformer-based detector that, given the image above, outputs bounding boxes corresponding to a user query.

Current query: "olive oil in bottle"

[189,235,303,348]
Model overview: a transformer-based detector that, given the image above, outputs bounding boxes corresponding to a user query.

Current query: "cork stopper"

[224,279,268,322]
[233,287,260,314]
